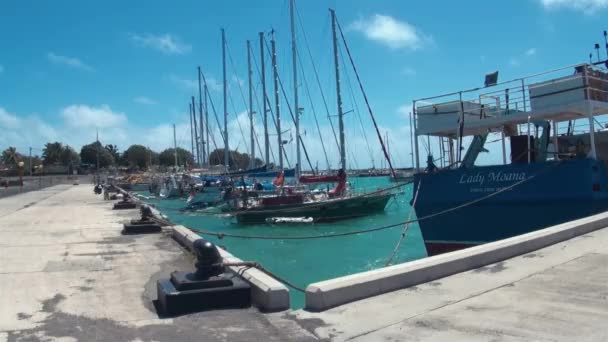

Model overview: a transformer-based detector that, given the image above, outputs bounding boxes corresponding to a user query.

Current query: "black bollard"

[156,239,251,316]
[123,205,161,234]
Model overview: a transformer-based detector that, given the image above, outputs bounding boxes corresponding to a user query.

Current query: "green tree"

[42,142,64,165]
[208,148,264,170]
[80,141,114,168]
[105,144,120,162]
[1,147,22,167]
[158,147,193,167]
[60,146,80,166]
[123,144,152,169]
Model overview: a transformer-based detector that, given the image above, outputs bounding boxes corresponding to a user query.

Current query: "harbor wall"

[305,210,608,311]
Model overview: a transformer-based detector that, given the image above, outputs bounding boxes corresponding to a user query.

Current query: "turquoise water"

[140,177,427,308]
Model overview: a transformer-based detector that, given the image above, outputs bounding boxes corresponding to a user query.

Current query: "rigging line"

[247,80,266,161]
[296,46,331,171]
[251,50,278,165]
[338,42,375,169]
[228,87,251,152]
[385,179,422,266]
[249,72,271,162]
[200,70,240,168]
[252,36,293,167]
[335,14,396,178]
[295,4,340,151]
[263,36,315,173]
[177,161,563,241]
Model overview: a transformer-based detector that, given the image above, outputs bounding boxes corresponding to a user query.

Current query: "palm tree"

[1,147,20,167]
[42,142,64,165]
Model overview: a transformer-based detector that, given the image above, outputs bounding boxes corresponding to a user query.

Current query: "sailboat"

[233,5,394,224]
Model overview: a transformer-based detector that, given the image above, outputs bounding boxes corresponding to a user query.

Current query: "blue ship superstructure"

[410,62,608,255]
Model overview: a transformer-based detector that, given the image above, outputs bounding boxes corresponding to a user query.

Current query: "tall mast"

[271,30,283,169]
[222,28,229,170]
[189,103,194,164]
[191,96,200,167]
[290,0,301,178]
[173,123,178,168]
[197,66,205,166]
[330,9,346,171]
[204,83,209,165]
[260,32,269,165]
[247,40,255,169]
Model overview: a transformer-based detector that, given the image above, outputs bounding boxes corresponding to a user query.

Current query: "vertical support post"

[582,66,597,159]
[527,116,531,164]
[271,30,283,170]
[501,130,507,165]
[222,29,229,170]
[409,111,415,169]
[247,40,255,169]
[521,79,527,112]
[552,120,559,160]
[260,32,269,166]
[458,92,465,164]
[330,9,346,171]
[413,101,420,171]
[198,66,205,167]
[290,0,301,178]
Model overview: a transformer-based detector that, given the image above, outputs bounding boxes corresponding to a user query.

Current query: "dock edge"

[305,211,608,311]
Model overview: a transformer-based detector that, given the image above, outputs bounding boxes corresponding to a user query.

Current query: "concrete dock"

[0,184,313,341]
[2,184,608,341]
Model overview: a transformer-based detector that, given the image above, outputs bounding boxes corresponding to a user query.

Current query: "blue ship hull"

[413,158,608,255]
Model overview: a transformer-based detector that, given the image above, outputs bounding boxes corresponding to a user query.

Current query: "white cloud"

[525,48,537,56]
[509,58,521,67]
[134,96,157,105]
[130,33,191,55]
[47,52,94,71]
[0,107,20,128]
[61,104,127,129]
[169,74,222,92]
[539,0,608,13]
[348,14,429,50]
[232,75,245,87]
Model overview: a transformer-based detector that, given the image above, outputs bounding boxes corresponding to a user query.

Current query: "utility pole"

[271,30,283,170]
[191,95,200,167]
[330,9,346,171]
[222,28,229,171]
[260,32,269,165]
[247,40,255,169]
[290,0,301,178]
[198,66,206,167]
[173,123,178,169]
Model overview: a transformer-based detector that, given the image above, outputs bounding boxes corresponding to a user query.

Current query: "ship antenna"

[595,43,601,62]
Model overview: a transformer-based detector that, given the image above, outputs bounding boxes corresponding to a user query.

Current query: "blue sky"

[1,0,607,168]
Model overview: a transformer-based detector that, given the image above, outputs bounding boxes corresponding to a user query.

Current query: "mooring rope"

[182,161,564,241]
[221,261,306,292]
[384,178,422,266]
